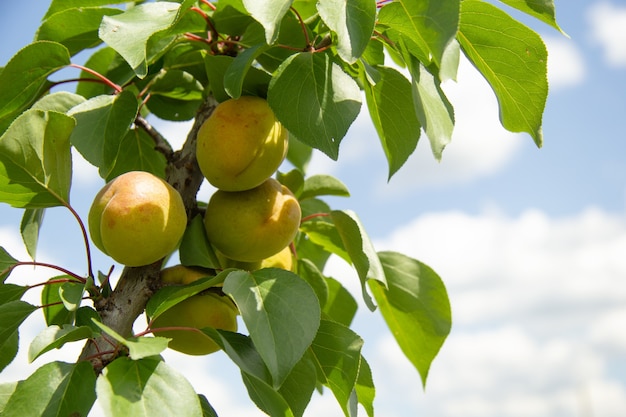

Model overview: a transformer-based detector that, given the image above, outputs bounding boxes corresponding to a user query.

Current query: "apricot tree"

[0,0,561,416]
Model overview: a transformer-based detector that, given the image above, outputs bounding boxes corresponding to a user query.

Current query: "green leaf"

[96,356,202,417]
[0,248,18,284]
[20,209,44,260]
[105,127,167,181]
[44,0,127,19]
[76,47,135,99]
[296,258,329,308]
[149,69,204,101]
[0,382,18,414]
[458,0,548,147]
[364,66,421,179]
[41,277,75,326]
[31,91,86,113]
[277,169,305,198]
[0,41,70,134]
[224,43,271,99]
[286,136,313,173]
[223,268,321,388]
[299,218,350,264]
[408,59,455,160]
[378,0,460,67]
[68,90,139,179]
[0,331,19,373]
[318,0,376,64]
[59,281,85,312]
[28,325,93,363]
[241,372,296,417]
[268,52,362,160]
[36,7,123,56]
[0,301,37,342]
[323,277,358,327]
[300,175,350,200]
[331,210,386,311]
[310,320,363,416]
[369,251,451,387]
[92,320,170,360]
[179,214,221,269]
[1,361,96,417]
[498,0,565,34]
[99,2,183,78]
[75,306,102,333]
[0,110,74,208]
[146,273,226,321]
[198,394,219,417]
[243,0,293,44]
[355,356,375,417]
[0,284,27,304]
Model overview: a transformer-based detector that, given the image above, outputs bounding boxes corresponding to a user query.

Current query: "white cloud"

[588,2,626,67]
[544,36,586,90]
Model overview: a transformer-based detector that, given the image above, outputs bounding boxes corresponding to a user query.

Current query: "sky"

[1,1,626,417]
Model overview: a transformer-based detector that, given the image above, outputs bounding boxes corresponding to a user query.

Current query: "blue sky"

[1,2,626,417]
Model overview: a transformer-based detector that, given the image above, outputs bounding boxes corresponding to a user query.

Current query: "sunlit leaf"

[498,0,565,34]
[369,251,451,387]
[0,110,74,208]
[1,361,96,417]
[104,127,167,181]
[355,356,375,417]
[0,247,19,284]
[0,41,70,134]
[318,0,376,64]
[36,7,123,55]
[179,215,221,270]
[268,52,361,160]
[458,0,548,147]
[96,356,202,417]
[92,320,170,360]
[44,0,127,19]
[224,268,321,388]
[310,320,363,416]
[41,277,75,326]
[300,175,350,200]
[243,0,292,43]
[0,301,37,342]
[28,325,93,362]
[364,66,421,179]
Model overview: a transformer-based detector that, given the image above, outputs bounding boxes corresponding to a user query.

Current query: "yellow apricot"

[204,178,301,262]
[196,96,288,191]
[88,171,186,267]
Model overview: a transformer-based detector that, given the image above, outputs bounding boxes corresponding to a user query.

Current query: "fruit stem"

[64,201,95,280]
[300,212,330,223]
[69,64,122,93]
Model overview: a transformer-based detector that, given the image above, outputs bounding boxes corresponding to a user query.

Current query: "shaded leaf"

[369,251,451,387]
[0,41,70,134]
[268,52,361,160]
[92,320,170,360]
[1,361,96,417]
[44,0,127,19]
[458,0,548,147]
[105,127,167,181]
[28,325,93,362]
[0,247,18,284]
[41,277,76,326]
[0,301,37,341]
[318,0,376,64]
[36,7,123,56]
[22,207,46,259]
[223,268,321,388]
[0,284,27,304]
[0,331,19,373]
[355,356,375,417]
[76,47,135,98]
[198,394,219,417]
[224,43,271,99]
[297,258,329,308]
[323,277,358,327]
[96,356,202,417]
[364,66,420,179]
[0,110,74,208]
[241,372,295,417]
[179,214,221,269]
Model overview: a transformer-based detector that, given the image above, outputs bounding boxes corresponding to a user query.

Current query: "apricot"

[259,246,295,271]
[88,171,187,267]
[151,265,238,355]
[204,178,301,262]
[196,96,288,191]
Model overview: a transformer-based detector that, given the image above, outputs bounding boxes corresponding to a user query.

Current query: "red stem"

[301,212,331,223]
[7,261,86,283]
[70,63,122,93]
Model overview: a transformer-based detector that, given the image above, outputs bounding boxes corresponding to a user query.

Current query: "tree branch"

[78,96,219,372]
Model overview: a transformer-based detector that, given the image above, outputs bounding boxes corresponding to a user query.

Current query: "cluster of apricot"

[86,96,299,355]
